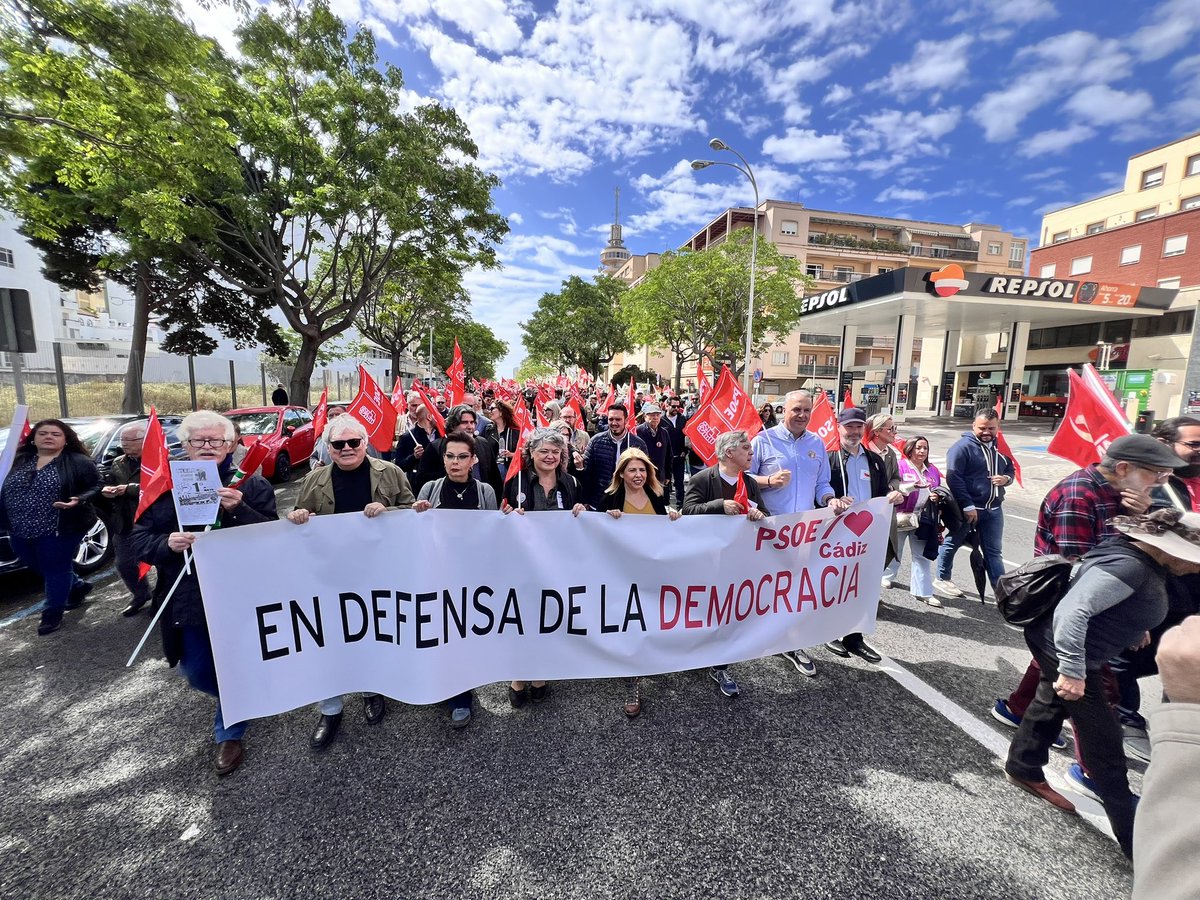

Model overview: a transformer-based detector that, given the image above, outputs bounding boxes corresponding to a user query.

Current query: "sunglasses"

[330,438,363,450]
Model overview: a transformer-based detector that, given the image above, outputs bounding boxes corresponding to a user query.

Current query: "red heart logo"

[843,511,873,537]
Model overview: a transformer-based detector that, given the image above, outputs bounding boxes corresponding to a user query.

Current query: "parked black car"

[0,414,186,577]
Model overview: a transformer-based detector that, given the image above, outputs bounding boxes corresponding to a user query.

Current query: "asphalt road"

[0,422,1148,899]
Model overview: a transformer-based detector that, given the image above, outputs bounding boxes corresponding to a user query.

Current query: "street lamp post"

[691,138,760,395]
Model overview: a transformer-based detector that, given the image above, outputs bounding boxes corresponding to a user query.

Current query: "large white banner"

[192,499,892,723]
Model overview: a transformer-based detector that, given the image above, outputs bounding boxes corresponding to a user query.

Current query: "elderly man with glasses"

[100,422,153,617]
[289,415,415,751]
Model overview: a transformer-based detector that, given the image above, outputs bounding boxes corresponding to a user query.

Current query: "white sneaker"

[933,578,965,598]
[915,595,943,608]
[881,578,894,589]
[1123,726,1151,763]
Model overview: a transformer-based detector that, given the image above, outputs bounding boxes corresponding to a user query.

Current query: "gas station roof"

[798,266,1176,336]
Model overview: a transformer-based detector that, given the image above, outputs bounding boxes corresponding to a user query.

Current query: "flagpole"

[126,547,192,667]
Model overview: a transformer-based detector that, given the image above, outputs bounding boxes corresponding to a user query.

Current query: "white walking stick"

[125,525,210,668]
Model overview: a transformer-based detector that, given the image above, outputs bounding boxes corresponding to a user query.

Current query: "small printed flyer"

[170,460,222,527]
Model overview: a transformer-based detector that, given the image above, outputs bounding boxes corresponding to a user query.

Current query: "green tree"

[0,0,280,412]
[191,0,507,406]
[514,356,554,383]
[433,318,508,382]
[521,275,630,378]
[622,229,811,385]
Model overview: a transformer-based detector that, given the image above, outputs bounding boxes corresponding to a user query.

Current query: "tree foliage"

[433,318,507,382]
[622,229,811,386]
[521,275,630,378]
[514,357,554,383]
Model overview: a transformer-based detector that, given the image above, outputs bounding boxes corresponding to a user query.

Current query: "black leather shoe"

[363,694,385,725]
[509,686,528,708]
[37,612,64,636]
[824,639,850,658]
[122,597,149,617]
[65,581,93,610]
[846,640,882,664]
[310,713,342,751]
[529,683,550,704]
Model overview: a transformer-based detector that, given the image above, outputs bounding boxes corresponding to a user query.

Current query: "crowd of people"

[3,386,1199,879]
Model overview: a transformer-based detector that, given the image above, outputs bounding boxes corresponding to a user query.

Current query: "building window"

[1070,256,1092,275]
[1052,231,1070,243]
[986,241,1000,255]
[1183,195,1200,211]
[772,351,790,365]
[1010,243,1025,263]
[0,247,12,268]
[1141,166,1165,190]
[1039,263,1056,278]
[1164,235,1188,257]
[826,355,838,366]
[1086,222,1105,235]
[780,220,798,236]
[833,266,854,281]
[1188,154,1200,177]
[877,266,892,274]
[1120,245,1141,265]
[805,264,823,279]
[1158,277,1181,289]
[1136,207,1158,222]
[1133,309,1194,338]
[797,354,816,367]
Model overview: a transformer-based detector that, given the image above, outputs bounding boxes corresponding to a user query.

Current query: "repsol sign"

[800,286,850,314]
[983,276,1078,299]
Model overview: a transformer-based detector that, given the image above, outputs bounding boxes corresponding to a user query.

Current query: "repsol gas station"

[797,263,1180,422]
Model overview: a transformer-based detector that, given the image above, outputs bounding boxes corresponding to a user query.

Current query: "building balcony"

[810,270,868,284]
[807,233,909,254]
[908,244,980,262]
[797,364,840,376]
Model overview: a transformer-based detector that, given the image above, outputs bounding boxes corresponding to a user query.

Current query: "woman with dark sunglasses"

[288,414,416,752]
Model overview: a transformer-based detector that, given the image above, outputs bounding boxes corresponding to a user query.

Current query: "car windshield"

[71,420,121,455]
[227,412,279,436]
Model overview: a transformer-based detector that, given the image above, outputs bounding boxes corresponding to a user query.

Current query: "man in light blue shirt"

[750,390,848,677]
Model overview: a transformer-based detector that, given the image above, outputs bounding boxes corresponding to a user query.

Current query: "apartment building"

[1029,132,1200,417]
[608,200,1026,398]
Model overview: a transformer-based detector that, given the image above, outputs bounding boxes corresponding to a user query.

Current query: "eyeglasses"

[186,438,232,448]
[534,448,562,456]
[1174,440,1200,450]
[330,438,363,450]
[444,452,472,462]
[1134,464,1172,482]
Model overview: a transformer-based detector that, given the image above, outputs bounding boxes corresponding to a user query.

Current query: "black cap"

[838,407,866,425]
[1104,434,1188,469]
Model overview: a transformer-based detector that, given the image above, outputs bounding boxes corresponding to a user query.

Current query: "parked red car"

[225,406,315,482]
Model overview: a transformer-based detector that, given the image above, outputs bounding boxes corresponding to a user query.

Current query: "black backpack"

[995,554,1076,627]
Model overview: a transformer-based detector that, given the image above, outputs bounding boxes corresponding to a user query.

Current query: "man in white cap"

[635,402,673,488]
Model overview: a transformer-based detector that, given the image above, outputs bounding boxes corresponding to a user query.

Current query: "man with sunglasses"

[289,415,416,751]
[662,397,689,507]
[1153,416,1200,513]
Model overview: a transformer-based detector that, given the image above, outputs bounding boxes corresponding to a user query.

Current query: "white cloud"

[1024,165,1067,181]
[1006,196,1037,207]
[824,84,853,105]
[873,35,972,96]
[874,186,928,204]
[1129,0,1200,62]
[1063,85,1154,126]
[761,128,850,164]
[859,108,961,156]
[507,211,524,225]
[991,0,1058,23]
[1018,124,1097,157]
[429,0,525,53]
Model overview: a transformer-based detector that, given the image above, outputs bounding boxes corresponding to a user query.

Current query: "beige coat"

[293,456,415,516]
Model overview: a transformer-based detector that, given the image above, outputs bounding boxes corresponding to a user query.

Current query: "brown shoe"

[214,740,244,777]
[1005,772,1076,813]
[623,677,641,719]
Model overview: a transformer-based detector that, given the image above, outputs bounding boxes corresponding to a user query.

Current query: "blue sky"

[186,0,1200,376]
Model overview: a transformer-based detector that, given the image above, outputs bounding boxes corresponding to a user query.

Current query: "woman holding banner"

[1,418,102,636]
[599,447,681,718]
[130,410,277,777]
[287,415,416,751]
[502,427,585,707]
[413,430,498,728]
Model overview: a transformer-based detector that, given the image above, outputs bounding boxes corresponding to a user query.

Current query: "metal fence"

[0,342,367,428]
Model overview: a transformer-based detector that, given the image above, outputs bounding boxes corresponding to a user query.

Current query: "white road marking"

[1006,514,1039,524]
[874,652,1116,844]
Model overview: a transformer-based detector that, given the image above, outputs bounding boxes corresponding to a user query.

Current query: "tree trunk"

[391,348,402,386]
[673,355,683,393]
[290,332,320,407]
[121,259,152,414]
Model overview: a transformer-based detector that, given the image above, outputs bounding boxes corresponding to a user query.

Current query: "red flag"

[411,378,446,436]
[843,390,855,409]
[135,407,172,521]
[228,437,274,489]
[697,361,711,401]
[1082,363,1134,428]
[992,398,1023,488]
[733,473,750,514]
[504,401,536,484]
[346,365,398,453]
[809,390,840,452]
[682,365,763,466]
[389,377,406,414]
[626,379,636,412]
[598,383,616,416]
[446,338,466,407]
[1047,368,1131,468]
[311,387,329,443]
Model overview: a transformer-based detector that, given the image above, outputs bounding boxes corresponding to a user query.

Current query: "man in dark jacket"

[683,429,768,699]
[635,403,673,490]
[414,405,501,496]
[824,407,892,663]
[271,383,289,405]
[130,411,277,777]
[662,397,689,506]
[100,423,152,617]
[581,404,647,508]
[936,409,1015,597]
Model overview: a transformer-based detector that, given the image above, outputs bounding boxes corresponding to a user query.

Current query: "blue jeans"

[319,693,379,716]
[937,506,1005,587]
[177,625,247,743]
[10,532,83,613]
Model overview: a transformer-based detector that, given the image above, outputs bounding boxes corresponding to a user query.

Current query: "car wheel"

[74,516,113,575]
[273,452,292,483]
